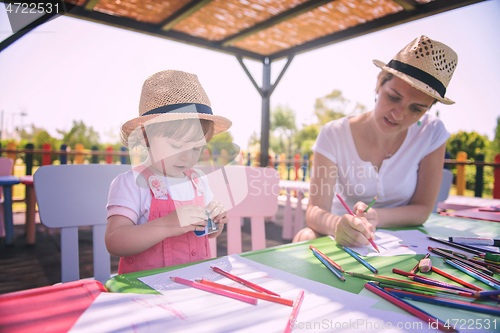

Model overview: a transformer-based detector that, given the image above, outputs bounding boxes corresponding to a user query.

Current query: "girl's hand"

[175,205,208,229]
[353,201,379,228]
[334,214,375,247]
[205,201,228,225]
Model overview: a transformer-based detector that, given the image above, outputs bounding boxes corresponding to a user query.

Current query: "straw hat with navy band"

[121,70,232,143]
[373,35,458,105]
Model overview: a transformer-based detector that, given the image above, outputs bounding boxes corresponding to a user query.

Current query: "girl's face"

[148,129,206,178]
[374,75,435,134]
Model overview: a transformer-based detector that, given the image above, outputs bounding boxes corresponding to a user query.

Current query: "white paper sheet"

[69,255,472,332]
[332,230,499,257]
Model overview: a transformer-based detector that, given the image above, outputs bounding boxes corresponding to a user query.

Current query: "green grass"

[449,185,493,198]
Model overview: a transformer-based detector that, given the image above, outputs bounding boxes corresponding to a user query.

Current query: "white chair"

[434,168,453,213]
[34,164,131,284]
[197,165,280,256]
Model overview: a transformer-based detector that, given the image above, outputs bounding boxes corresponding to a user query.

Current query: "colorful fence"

[0,143,499,199]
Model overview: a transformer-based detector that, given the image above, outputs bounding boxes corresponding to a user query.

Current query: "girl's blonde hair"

[122,119,214,150]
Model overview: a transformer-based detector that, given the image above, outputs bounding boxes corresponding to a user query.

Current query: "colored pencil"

[449,236,500,247]
[408,275,479,294]
[378,283,439,297]
[428,236,485,256]
[195,279,293,306]
[343,246,378,273]
[431,266,484,291]
[392,268,420,278]
[311,250,345,281]
[428,247,494,276]
[336,194,379,253]
[364,282,456,332]
[443,260,500,290]
[377,283,480,301]
[211,266,280,297]
[283,291,305,333]
[364,196,378,212]
[450,260,500,286]
[170,277,258,305]
[389,289,500,316]
[309,245,344,272]
[411,253,430,274]
[347,272,474,296]
[437,247,475,260]
[468,259,500,275]
[479,289,500,297]
[448,241,499,255]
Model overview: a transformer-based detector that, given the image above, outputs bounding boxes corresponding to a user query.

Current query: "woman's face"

[374,75,435,134]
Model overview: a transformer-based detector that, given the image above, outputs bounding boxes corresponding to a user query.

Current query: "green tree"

[446,131,490,160]
[294,124,319,156]
[209,131,239,162]
[314,90,366,126]
[487,116,500,162]
[271,105,296,158]
[32,130,60,165]
[57,120,100,150]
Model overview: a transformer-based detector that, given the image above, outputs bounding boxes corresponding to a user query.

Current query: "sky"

[0,0,499,151]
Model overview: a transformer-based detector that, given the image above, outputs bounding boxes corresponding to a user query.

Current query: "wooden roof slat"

[84,0,100,11]
[161,0,215,31]
[232,0,402,56]
[268,0,483,60]
[49,0,484,60]
[92,0,192,24]
[392,0,419,11]
[63,5,266,61]
[171,0,310,41]
[220,0,334,47]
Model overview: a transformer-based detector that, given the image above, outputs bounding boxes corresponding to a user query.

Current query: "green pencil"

[346,272,473,296]
[364,196,378,212]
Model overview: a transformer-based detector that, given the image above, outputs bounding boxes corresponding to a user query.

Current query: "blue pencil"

[444,260,500,290]
[312,250,345,281]
[389,290,500,316]
[343,246,378,274]
[479,289,500,297]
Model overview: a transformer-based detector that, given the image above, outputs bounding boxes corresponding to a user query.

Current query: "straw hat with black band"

[121,70,232,144]
[373,35,457,105]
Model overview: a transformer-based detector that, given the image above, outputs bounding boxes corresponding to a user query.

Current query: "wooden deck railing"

[0,144,499,199]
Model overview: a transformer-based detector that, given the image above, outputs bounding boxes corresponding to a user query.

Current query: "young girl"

[105,70,232,274]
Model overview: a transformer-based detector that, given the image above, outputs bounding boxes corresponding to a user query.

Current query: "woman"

[293,36,456,247]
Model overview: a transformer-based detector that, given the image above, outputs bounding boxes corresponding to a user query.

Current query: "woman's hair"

[375,70,437,107]
[375,70,394,91]
[122,118,214,149]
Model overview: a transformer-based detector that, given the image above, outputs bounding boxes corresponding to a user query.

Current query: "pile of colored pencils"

[346,246,500,332]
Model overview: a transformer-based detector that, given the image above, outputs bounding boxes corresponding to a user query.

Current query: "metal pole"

[260,57,271,167]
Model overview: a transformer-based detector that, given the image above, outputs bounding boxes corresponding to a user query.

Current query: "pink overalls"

[118,166,211,274]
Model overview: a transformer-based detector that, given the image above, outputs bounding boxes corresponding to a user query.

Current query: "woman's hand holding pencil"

[335,194,379,252]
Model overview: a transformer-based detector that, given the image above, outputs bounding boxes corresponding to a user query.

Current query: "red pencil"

[392,269,479,294]
[283,290,305,333]
[195,279,293,306]
[336,194,379,253]
[170,277,258,305]
[309,245,344,272]
[211,266,280,297]
[365,282,456,332]
[431,266,484,291]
